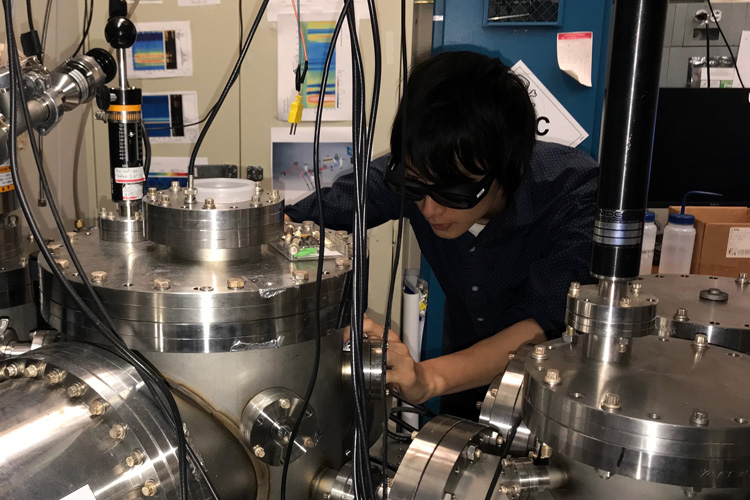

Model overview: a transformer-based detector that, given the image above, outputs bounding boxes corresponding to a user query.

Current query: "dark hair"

[390,51,536,201]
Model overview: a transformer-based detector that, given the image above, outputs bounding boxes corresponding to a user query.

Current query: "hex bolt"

[45,369,64,385]
[89,399,109,416]
[601,393,621,411]
[147,187,158,198]
[629,282,642,296]
[270,189,281,201]
[90,271,108,283]
[203,198,216,209]
[67,382,86,398]
[160,194,171,206]
[544,369,561,386]
[23,364,39,378]
[2,363,19,378]
[66,231,78,243]
[465,444,481,462]
[54,259,70,270]
[109,423,128,441]
[153,277,171,291]
[674,308,689,322]
[126,449,145,468]
[253,445,266,458]
[170,181,181,191]
[141,479,158,497]
[690,409,709,426]
[568,281,581,296]
[335,257,350,269]
[619,296,632,306]
[227,277,245,290]
[279,398,291,410]
[736,273,750,286]
[293,270,309,283]
[302,436,315,449]
[540,444,553,459]
[531,345,548,361]
[692,333,709,349]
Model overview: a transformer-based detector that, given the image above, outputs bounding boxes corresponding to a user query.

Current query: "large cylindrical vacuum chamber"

[39,184,356,500]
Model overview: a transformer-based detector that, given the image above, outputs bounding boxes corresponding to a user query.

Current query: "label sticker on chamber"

[114,167,146,183]
[0,165,15,192]
[727,227,750,258]
[59,484,97,500]
[122,182,144,200]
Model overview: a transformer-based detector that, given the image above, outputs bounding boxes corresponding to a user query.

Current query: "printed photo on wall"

[126,21,193,78]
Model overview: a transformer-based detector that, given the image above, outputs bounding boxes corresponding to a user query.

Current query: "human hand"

[284,214,293,222]
[345,316,434,404]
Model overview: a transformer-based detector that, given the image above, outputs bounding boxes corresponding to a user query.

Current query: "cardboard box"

[667,206,750,277]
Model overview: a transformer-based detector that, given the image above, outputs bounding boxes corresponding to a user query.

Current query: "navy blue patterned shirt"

[286,141,599,417]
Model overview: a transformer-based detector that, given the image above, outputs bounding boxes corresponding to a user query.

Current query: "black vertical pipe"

[591,0,669,280]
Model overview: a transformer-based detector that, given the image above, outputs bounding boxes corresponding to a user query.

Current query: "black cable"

[144,104,216,131]
[706,0,745,88]
[141,121,152,178]
[72,0,94,58]
[0,6,196,497]
[187,0,269,181]
[25,0,34,31]
[279,3,350,498]
[40,0,52,63]
[705,20,711,88]
[389,414,418,434]
[394,395,436,417]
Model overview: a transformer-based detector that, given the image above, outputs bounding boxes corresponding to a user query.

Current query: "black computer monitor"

[647,88,750,208]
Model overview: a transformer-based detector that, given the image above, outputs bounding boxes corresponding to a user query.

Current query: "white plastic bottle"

[659,212,696,274]
[639,212,657,275]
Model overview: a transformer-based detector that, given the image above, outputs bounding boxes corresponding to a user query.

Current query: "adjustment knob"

[105,17,137,49]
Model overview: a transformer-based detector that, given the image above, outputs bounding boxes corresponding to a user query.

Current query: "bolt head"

[279,398,291,410]
[66,231,78,242]
[109,423,128,441]
[203,198,216,209]
[302,436,315,449]
[293,270,309,283]
[141,480,158,497]
[54,259,70,270]
[253,445,266,458]
[170,181,181,191]
[67,382,86,398]
[2,363,19,378]
[45,369,64,385]
[89,399,108,416]
[153,277,171,290]
[691,409,710,426]
[23,364,39,378]
[531,345,549,360]
[674,308,689,321]
[601,393,621,411]
[692,333,709,348]
[148,187,157,196]
[496,435,504,446]
[544,369,561,386]
[227,277,245,290]
[736,273,750,285]
[90,271,108,283]
[126,449,144,468]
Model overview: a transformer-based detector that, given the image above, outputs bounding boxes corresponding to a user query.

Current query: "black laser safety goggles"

[384,162,495,210]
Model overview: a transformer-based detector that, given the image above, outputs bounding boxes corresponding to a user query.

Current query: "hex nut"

[89,399,109,416]
[90,271,108,283]
[109,423,128,441]
[126,449,145,468]
[67,382,86,398]
[203,198,216,209]
[227,277,245,290]
[153,277,171,291]
[141,480,158,497]
[253,445,266,458]
[293,270,309,283]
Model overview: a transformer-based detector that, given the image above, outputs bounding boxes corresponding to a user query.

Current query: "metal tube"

[591,0,669,280]
[117,48,129,90]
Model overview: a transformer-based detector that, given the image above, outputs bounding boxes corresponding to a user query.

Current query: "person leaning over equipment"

[284,50,599,419]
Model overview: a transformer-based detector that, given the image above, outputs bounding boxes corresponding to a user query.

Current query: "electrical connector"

[288,94,303,135]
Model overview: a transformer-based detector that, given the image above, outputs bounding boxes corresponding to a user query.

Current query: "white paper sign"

[727,227,750,258]
[557,32,593,87]
[126,21,193,79]
[736,30,750,88]
[512,61,589,148]
[59,485,97,500]
[179,0,220,5]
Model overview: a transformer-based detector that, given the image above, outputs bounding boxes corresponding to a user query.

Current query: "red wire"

[290,0,308,61]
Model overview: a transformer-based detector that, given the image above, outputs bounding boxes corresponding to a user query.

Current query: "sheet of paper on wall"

[147,156,208,190]
[512,61,589,148]
[736,30,750,88]
[271,127,352,204]
[700,67,738,88]
[179,0,220,5]
[125,21,193,79]
[126,0,163,4]
[265,0,370,22]
[557,32,593,87]
[142,91,200,144]
[277,13,353,122]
